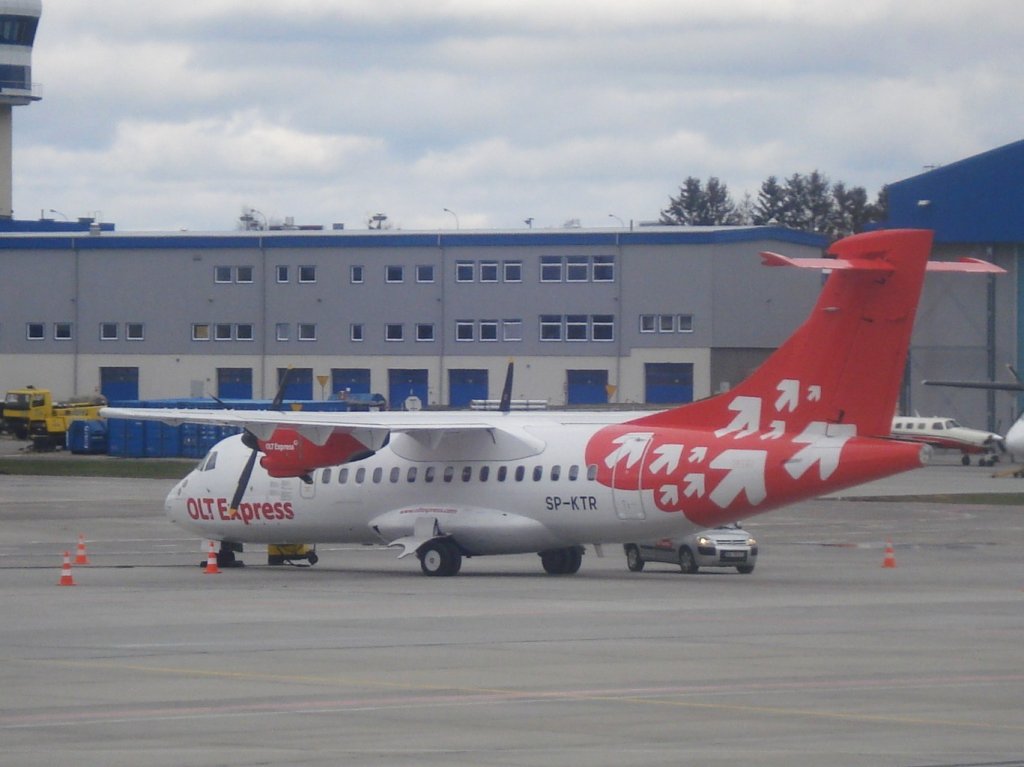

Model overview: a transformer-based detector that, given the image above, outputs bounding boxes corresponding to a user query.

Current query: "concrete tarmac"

[1,458,1022,767]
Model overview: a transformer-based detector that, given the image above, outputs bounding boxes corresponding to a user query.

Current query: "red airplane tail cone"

[58,551,75,586]
[203,541,221,575]
[882,539,897,569]
[75,534,90,565]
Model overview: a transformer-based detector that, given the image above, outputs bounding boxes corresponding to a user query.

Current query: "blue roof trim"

[0,226,827,251]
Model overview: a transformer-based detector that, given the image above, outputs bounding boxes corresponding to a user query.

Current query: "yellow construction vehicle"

[2,387,107,450]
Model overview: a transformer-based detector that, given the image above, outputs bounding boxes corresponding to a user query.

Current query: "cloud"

[14,0,1024,230]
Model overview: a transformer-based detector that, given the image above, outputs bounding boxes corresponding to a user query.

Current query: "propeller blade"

[272,367,295,410]
[229,448,259,516]
[499,360,514,414]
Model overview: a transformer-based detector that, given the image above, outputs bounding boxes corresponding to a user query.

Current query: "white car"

[624,524,758,574]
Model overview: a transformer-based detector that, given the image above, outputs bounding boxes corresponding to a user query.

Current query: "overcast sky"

[14,0,1024,232]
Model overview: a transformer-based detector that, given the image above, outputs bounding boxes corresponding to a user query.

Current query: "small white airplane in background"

[923,365,1024,461]
[890,415,1005,466]
[102,229,1004,576]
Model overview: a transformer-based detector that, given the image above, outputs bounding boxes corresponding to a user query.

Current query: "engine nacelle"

[258,428,375,478]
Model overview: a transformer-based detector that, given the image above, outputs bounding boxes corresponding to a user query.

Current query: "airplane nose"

[164,474,191,523]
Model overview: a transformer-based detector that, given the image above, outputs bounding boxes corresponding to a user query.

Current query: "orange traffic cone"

[204,541,221,574]
[882,539,897,569]
[74,533,90,565]
[58,551,76,586]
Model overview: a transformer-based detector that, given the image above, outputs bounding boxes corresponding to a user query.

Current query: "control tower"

[0,0,40,219]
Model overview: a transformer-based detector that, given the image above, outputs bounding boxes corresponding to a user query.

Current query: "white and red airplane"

[889,416,1005,466]
[102,229,1003,576]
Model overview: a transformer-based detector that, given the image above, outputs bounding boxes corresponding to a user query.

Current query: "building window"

[593,255,615,282]
[503,319,522,341]
[214,266,232,283]
[592,315,615,341]
[126,323,145,341]
[566,314,588,341]
[455,320,475,342]
[215,323,233,341]
[298,265,317,283]
[350,323,364,342]
[678,314,694,332]
[479,320,498,341]
[503,260,522,282]
[236,266,253,283]
[456,261,474,282]
[416,323,435,342]
[385,323,404,342]
[53,323,73,340]
[350,265,364,284]
[275,323,290,341]
[276,265,289,283]
[540,314,562,341]
[416,264,434,283]
[566,256,589,282]
[480,261,499,282]
[659,314,675,333]
[236,324,254,341]
[100,322,118,341]
[386,265,404,283]
[26,322,44,340]
[640,314,656,333]
[298,323,317,341]
[540,256,563,282]
[192,324,210,341]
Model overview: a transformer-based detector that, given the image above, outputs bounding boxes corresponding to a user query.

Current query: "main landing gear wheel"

[539,546,584,575]
[418,539,462,576]
[625,545,645,572]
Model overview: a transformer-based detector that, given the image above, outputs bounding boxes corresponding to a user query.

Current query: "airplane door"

[611,433,651,520]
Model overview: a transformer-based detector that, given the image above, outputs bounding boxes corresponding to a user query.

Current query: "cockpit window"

[200,451,218,471]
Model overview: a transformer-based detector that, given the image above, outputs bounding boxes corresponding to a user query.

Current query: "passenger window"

[587,464,598,481]
[462,466,473,482]
[356,468,366,484]
[425,466,435,483]
[443,466,454,482]
[373,467,383,483]
[479,466,489,482]
[321,468,332,484]
[515,466,525,482]
[497,466,507,482]
[551,465,561,481]
[339,468,349,484]
[568,465,579,481]
[390,467,400,483]
[533,466,543,481]
[407,467,417,482]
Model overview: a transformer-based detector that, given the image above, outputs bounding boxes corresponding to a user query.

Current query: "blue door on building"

[100,367,139,403]
[389,369,428,410]
[449,369,488,407]
[278,367,313,400]
[331,368,371,398]
[217,368,253,399]
[567,369,608,405]
[645,362,693,404]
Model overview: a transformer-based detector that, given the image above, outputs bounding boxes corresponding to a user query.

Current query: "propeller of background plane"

[228,368,294,517]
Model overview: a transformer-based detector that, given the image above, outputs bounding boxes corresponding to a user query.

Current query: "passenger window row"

[320,463,599,485]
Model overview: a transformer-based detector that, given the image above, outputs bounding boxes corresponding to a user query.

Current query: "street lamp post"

[443,208,460,229]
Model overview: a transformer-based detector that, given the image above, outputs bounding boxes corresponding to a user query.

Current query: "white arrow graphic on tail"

[807,385,822,402]
[683,473,705,498]
[689,446,708,463]
[775,379,800,412]
[603,432,653,469]
[784,422,857,481]
[648,444,684,475]
[708,450,768,508]
[714,396,762,438]
[659,484,679,505]
[761,420,786,440]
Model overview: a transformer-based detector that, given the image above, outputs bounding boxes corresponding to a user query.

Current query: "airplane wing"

[923,380,1024,392]
[761,252,1005,274]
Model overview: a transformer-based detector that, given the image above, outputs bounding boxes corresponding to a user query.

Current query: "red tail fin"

[631,229,935,439]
